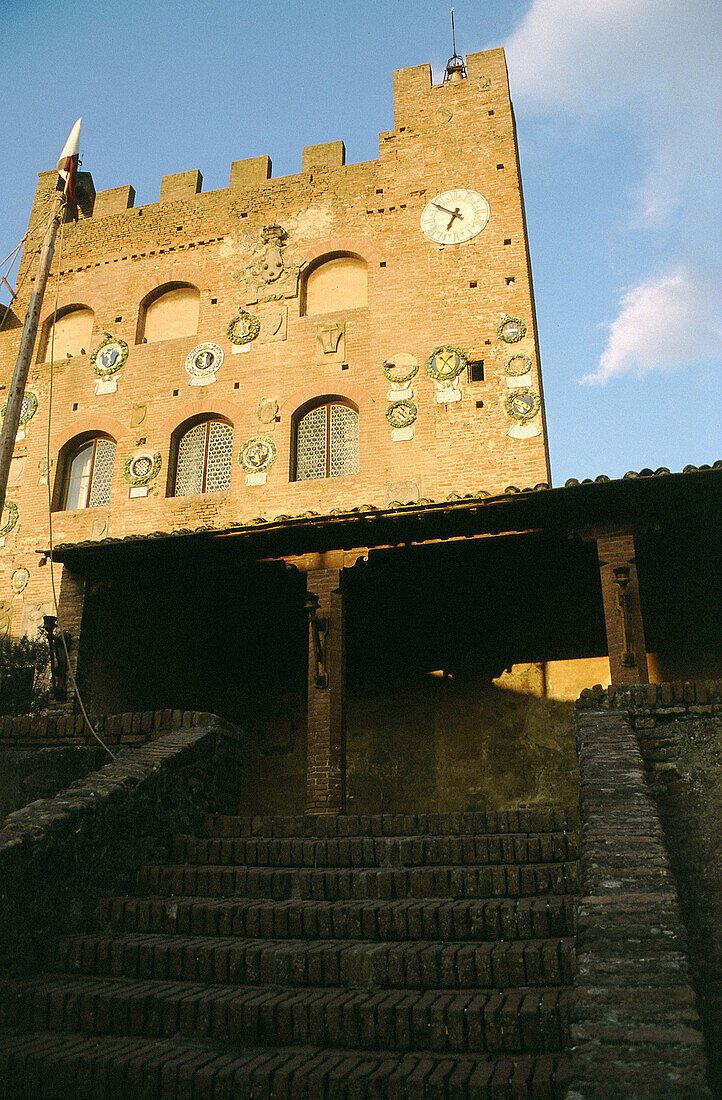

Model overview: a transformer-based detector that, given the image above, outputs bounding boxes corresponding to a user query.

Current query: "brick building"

[0,46,721,1098]
[0,48,719,818]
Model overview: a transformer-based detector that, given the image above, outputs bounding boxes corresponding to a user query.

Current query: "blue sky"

[1,0,719,484]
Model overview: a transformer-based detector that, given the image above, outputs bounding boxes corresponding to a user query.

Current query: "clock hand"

[432,202,464,219]
[446,207,462,230]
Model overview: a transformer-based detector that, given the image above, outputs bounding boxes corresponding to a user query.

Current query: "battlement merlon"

[21,46,508,239]
[392,48,509,129]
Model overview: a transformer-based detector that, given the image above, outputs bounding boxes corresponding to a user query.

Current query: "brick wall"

[0,48,550,642]
[571,704,712,1096]
[577,681,722,1094]
[0,714,242,975]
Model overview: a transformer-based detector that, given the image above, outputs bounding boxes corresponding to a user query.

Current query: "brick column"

[55,564,87,711]
[305,568,345,814]
[597,533,648,685]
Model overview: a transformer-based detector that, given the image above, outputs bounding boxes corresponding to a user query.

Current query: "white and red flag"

[56,117,82,221]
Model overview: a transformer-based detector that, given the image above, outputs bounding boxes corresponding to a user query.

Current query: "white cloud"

[504,0,722,384]
[581,266,721,385]
[505,0,722,229]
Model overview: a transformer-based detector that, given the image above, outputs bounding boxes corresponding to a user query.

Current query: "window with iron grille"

[294,401,359,481]
[174,420,233,496]
[61,437,116,510]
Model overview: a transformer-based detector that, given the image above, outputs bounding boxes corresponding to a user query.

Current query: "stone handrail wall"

[577,678,722,713]
[0,713,242,977]
[569,705,711,1097]
[578,679,722,1096]
[0,706,206,747]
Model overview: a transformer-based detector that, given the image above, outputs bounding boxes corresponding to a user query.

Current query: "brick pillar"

[305,568,345,814]
[55,564,87,711]
[597,533,649,685]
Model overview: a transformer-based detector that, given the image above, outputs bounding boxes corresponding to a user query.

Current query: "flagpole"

[0,117,81,524]
[0,190,65,522]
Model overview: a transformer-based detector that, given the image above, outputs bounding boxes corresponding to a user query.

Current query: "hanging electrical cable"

[44,202,116,761]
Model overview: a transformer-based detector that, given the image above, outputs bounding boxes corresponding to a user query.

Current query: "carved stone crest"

[236,225,305,304]
[317,322,345,358]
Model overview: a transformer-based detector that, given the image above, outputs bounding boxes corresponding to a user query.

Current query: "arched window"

[172,419,233,496]
[58,436,116,510]
[39,306,94,362]
[293,400,359,481]
[302,254,367,316]
[138,283,200,344]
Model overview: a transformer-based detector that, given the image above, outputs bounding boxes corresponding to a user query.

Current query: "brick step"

[5,978,572,1054]
[172,833,579,869]
[0,1029,573,1099]
[136,862,579,901]
[204,809,578,839]
[52,934,577,990]
[95,894,577,943]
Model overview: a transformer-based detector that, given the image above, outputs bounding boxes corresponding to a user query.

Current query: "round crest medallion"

[2,392,38,425]
[383,354,419,386]
[11,567,29,594]
[504,389,541,422]
[227,309,261,346]
[425,345,468,382]
[505,354,533,377]
[238,436,277,473]
[90,334,129,377]
[185,343,224,381]
[0,500,19,537]
[386,400,418,429]
[123,450,162,486]
[497,317,527,344]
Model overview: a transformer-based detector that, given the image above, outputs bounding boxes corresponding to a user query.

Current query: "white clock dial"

[420,189,490,245]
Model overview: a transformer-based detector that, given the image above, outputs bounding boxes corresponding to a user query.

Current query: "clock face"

[420,189,490,245]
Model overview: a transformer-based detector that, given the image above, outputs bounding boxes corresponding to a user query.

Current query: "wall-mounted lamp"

[611,566,635,667]
[304,592,328,688]
[42,614,72,701]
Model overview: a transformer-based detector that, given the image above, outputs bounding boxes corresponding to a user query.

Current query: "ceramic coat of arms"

[1,391,37,441]
[185,343,224,386]
[90,334,128,394]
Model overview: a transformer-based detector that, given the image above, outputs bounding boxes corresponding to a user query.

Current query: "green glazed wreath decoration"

[0,500,19,537]
[123,452,162,486]
[383,359,419,385]
[386,399,418,428]
[425,345,468,382]
[1,391,38,425]
[497,317,527,344]
[238,436,278,472]
[90,333,129,377]
[227,309,261,346]
[504,388,541,422]
[504,354,533,376]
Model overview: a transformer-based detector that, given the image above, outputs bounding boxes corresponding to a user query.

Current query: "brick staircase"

[0,808,579,1098]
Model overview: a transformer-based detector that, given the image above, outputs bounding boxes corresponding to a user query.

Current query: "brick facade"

[305,569,345,813]
[596,532,649,685]
[0,47,549,644]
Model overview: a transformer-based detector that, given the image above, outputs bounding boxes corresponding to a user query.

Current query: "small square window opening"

[468,360,485,383]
